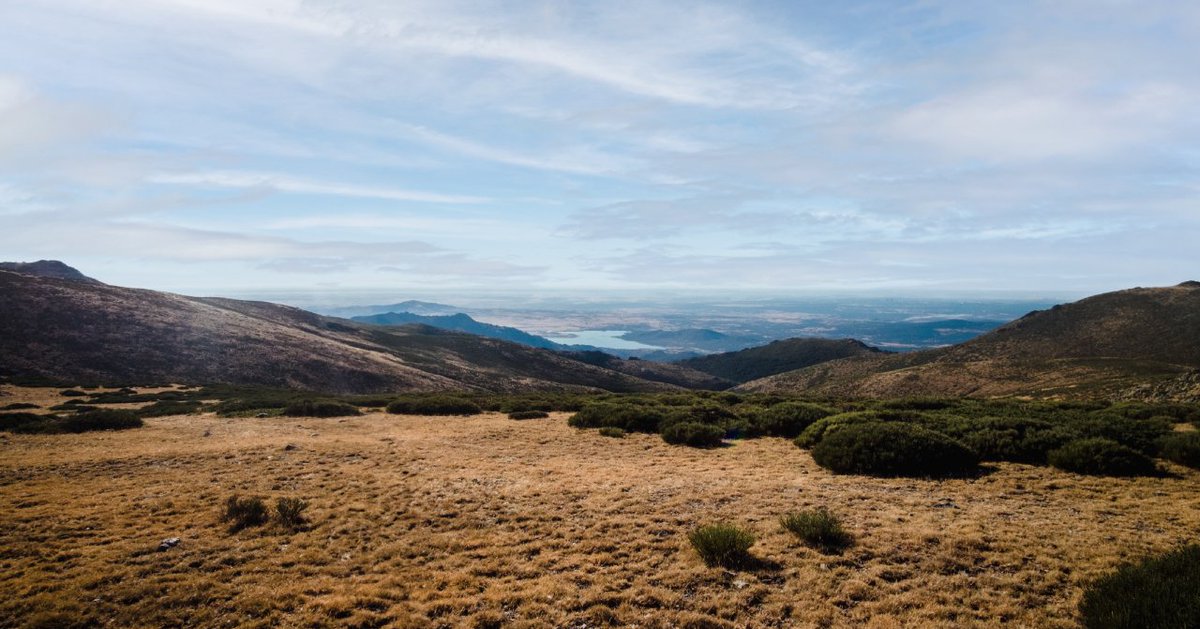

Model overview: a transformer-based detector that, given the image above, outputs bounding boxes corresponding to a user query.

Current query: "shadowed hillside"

[679,338,883,383]
[740,282,1200,399]
[0,268,676,394]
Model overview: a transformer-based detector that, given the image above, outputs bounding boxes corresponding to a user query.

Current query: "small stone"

[282,444,297,451]
[255,412,268,418]
[157,537,181,552]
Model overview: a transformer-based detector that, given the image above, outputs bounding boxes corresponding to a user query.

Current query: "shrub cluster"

[598,426,626,438]
[810,421,978,477]
[2,409,144,434]
[751,402,836,438]
[661,422,725,448]
[386,396,482,416]
[282,399,361,418]
[1159,431,1200,469]
[1047,438,1158,477]
[508,410,550,420]
[780,508,853,553]
[688,523,755,568]
[1080,545,1200,628]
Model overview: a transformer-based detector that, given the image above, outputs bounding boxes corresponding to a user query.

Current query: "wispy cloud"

[148,171,486,204]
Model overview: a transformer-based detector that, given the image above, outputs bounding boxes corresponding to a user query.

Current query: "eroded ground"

[2,391,1198,628]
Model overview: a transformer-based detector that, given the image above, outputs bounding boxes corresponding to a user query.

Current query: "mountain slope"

[739,282,1200,398]
[0,260,100,283]
[0,270,676,394]
[560,350,734,390]
[678,338,884,383]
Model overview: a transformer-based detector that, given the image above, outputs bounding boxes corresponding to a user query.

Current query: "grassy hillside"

[679,338,883,383]
[740,282,1200,399]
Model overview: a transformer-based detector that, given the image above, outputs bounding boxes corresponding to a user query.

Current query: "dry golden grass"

[2,387,1199,627]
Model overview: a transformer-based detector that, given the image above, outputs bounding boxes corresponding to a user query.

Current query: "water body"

[544,330,664,350]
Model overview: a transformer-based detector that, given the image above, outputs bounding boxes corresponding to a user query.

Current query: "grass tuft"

[688,523,755,568]
[780,508,853,553]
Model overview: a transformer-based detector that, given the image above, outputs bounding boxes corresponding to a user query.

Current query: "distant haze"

[1,1,1197,295]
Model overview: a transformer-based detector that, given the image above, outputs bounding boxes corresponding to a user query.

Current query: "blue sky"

[1,0,1197,296]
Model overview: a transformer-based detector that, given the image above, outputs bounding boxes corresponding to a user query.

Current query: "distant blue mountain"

[352,312,565,350]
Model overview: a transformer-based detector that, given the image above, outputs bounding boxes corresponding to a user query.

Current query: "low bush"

[753,402,836,438]
[780,508,853,552]
[386,397,482,416]
[508,410,550,420]
[137,400,205,417]
[222,495,269,531]
[274,497,308,530]
[0,412,47,431]
[1079,544,1200,628]
[689,523,755,568]
[1160,432,1200,469]
[59,389,87,397]
[1048,438,1158,477]
[598,427,626,438]
[568,403,667,433]
[56,409,144,433]
[794,410,930,449]
[810,421,978,477]
[0,402,38,410]
[661,422,725,448]
[282,399,361,418]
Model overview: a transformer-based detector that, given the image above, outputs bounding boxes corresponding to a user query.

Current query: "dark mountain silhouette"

[353,311,563,349]
[678,338,884,383]
[740,282,1200,399]
[0,270,678,394]
[619,328,765,353]
[559,350,734,390]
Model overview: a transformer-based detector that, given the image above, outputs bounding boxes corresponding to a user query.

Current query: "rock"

[282,444,297,451]
[255,412,268,418]
[157,537,180,552]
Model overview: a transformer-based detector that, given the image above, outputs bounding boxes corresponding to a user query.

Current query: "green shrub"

[944,416,1075,464]
[1072,415,1172,455]
[386,397,482,416]
[222,495,268,531]
[794,410,930,449]
[1080,545,1200,629]
[753,402,835,438]
[568,403,667,433]
[137,400,204,417]
[1160,432,1200,469]
[508,410,550,420]
[661,422,725,448]
[598,427,626,438]
[811,421,978,477]
[0,412,47,431]
[44,408,142,432]
[879,397,956,411]
[283,399,361,418]
[688,523,755,568]
[0,402,38,410]
[1048,438,1157,477]
[59,389,87,397]
[780,508,853,552]
[274,497,308,530]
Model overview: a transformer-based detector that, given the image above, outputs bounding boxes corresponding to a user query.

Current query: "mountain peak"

[0,260,99,284]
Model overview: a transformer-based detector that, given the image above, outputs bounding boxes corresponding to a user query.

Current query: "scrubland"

[1,386,1199,627]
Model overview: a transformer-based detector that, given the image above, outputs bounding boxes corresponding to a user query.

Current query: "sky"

[0,0,1197,297]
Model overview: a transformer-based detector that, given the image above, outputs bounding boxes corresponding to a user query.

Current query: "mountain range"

[2,261,1197,401]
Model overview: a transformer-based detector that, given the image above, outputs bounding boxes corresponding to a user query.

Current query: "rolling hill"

[739,282,1200,399]
[677,338,884,383]
[0,265,678,394]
